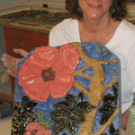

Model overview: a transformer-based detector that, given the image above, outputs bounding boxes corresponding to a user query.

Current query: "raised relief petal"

[49,74,75,99]
[52,44,79,75]
[22,77,50,102]
[18,62,38,85]
[25,47,59,74]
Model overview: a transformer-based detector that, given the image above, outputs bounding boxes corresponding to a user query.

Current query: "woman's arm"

[121,129,126,135]
[1,48,28,77]
[120,109,130,135]
[121,109,130,131]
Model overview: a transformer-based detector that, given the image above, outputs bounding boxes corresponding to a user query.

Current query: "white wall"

[0,0,27,5]
[0,25,6,57]
[0,0,65,10]
[0,0,65,6]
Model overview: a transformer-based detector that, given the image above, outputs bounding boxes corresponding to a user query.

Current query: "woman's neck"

[80,14,113,34]
[79,15,121,45]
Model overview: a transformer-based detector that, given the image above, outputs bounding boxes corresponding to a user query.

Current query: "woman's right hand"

[121,129,126,135]
[1,49,28,77]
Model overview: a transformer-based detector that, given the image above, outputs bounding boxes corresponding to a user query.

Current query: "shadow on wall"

[0,24,13,96]
[0,25,13,119]
[0,24,6,58]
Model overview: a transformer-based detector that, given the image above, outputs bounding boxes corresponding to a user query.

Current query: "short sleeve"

[48,18,80,47]
[49,25,62,47]
[127,44,135,93]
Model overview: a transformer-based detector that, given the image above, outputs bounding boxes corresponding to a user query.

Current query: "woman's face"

[78,0,113,20]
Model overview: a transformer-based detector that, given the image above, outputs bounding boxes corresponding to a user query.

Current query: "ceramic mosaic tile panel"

[11,42,120,135]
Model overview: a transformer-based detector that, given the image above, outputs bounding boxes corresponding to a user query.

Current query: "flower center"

[41,68,55,82]
[31,129,38,135]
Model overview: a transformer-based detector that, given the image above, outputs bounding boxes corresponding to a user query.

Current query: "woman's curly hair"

[66,0,127,21]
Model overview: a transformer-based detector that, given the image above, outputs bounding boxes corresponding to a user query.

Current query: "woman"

[1,0,134,134]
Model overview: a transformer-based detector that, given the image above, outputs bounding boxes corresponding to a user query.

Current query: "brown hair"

[66,0,127,21]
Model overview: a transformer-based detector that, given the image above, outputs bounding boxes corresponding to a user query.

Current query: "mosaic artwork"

[0,10,69,31]
[11,42,120,135]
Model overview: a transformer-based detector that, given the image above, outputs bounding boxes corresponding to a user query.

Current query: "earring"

[110,0,116,14]
[77,5,82,12]
[111,7,116,14]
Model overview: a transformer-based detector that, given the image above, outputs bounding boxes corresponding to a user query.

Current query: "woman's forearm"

[121,128,126,135]
[121,109,130,131]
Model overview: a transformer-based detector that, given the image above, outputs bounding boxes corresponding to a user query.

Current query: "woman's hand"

[121,109,129,135]
[121,109,129,131]
[121,129,126,135]
[1,49,28,77]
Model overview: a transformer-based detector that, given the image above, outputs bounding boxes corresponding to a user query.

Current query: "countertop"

[0,6,68,33]
[0,116,12,135]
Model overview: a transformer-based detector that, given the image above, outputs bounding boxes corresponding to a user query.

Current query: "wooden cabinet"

[35,32,49,45]
[1,26,49,103]
[3,26,49,58]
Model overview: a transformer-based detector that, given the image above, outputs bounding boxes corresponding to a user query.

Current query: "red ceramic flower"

[18,44,79,102]
[23,122,51,135]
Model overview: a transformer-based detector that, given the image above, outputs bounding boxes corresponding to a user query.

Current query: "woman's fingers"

[1,54,22,77]
[121,129,126,135]
[2,54,16,67]
[13,48,28,57]
[6,69,16,78]
[4,59,22,77]
[1,49,29,77]
[2,54,20,67]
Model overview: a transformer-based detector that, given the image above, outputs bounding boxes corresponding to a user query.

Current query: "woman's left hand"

[121,109,129,130]
[121,129,126,135]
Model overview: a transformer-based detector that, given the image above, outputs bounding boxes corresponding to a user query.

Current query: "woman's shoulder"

[50,18,78,34]
[49,18,80,46]
[121,19,135,34]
